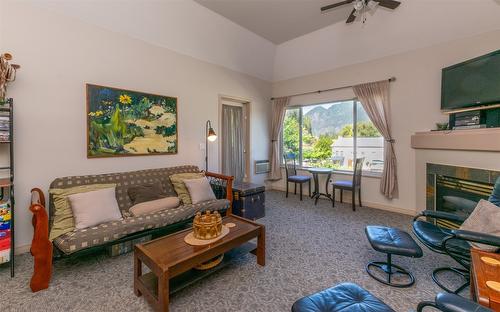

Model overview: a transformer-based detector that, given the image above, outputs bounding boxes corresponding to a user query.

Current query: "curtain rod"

[270,77,396,101]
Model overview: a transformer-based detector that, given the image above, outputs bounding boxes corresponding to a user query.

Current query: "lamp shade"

[207,127,217,142]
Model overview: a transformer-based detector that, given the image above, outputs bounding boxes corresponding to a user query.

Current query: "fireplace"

[426,164,499,229]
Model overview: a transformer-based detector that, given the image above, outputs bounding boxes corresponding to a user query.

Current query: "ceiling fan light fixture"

[367,0,379,10]
[353,0,365,11]
[321,0,400,24]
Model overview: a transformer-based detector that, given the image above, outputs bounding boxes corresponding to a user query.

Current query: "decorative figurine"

[0,53,20,101]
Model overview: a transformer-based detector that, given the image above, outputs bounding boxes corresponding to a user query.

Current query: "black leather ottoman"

[365,226,423,287]
[291,282,395,312]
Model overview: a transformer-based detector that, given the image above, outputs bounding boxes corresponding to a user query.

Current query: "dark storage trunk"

[232,182,265,220]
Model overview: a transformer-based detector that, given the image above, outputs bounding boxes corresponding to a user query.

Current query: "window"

[282,100,384,174]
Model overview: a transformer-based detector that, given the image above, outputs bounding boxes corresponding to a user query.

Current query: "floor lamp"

[205,120,217,171]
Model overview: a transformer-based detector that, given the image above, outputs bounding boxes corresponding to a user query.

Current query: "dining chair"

[330,157,364,211]
[283,153,311,201]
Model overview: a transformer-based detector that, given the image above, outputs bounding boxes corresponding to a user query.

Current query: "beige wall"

[271,29,500,214]
[1,2,271,250]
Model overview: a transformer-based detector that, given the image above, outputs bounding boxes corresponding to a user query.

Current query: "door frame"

[218,94,251,182]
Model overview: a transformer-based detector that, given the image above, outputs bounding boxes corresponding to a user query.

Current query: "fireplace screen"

[435,175,493,229]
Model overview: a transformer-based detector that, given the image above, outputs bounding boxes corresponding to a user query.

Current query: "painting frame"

[86,83,178,158]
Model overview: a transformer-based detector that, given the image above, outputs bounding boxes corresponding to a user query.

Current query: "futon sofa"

[42,165,233,257]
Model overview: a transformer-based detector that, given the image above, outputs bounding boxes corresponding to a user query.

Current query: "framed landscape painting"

[86,84,178,158]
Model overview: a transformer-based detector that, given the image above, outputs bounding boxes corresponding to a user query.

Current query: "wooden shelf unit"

[411,127,500,152]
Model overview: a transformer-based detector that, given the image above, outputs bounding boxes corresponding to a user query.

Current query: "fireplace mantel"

[411,128,500,152]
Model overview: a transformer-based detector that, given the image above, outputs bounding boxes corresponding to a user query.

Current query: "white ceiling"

[194,0,355,44]
[30,0,500,82]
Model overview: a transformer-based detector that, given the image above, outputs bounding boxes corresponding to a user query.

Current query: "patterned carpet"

[0,190,465,312]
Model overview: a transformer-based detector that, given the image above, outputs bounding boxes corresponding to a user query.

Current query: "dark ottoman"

[291,282,395,312]
[365,226,423,287]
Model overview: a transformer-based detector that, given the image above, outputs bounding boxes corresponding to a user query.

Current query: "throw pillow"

[48,183,116,241]
[169,172,205,204]
[489,177,500,207]
[459,199,500,252]
[67,187,123,229]
[127,181,167,205]
[183,177,216,204]
[129,197,180,217]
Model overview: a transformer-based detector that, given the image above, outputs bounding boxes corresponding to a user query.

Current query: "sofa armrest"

[29,188,53,292]
[205,172,234,214]
[31,188,46,207]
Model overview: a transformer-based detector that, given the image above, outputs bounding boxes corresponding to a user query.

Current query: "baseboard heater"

[255,160,270,174]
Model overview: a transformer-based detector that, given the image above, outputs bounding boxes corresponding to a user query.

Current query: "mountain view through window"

[282,100,384,173]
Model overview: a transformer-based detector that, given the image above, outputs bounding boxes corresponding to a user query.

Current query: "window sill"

[280,165,383,179]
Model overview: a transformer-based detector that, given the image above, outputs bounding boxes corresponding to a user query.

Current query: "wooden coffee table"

[133,215,265,312]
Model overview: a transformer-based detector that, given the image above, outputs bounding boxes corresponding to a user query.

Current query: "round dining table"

[307,167,334,205]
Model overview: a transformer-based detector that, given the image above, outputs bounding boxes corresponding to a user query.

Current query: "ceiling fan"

[321,0,401,24]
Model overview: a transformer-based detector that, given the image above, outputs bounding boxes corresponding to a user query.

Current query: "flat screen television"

[441,49,500,111]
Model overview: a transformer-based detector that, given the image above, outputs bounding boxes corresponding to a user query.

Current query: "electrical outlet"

[199,143,205,150]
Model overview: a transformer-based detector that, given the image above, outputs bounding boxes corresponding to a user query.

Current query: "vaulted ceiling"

[32,0,500,81]
[194,0,353,44]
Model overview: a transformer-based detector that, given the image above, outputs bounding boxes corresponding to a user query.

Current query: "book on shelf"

[0,199,10,264]
[0,235,10,264]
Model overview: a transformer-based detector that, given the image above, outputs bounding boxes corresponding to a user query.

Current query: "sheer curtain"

[353,80,398,199]
[269,97,290,181]
[222,105,245,183]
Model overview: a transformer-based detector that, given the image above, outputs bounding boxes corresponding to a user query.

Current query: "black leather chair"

[417,292,493,312]
[413,210,500,294]
[284,153,311,201]
[330,157,364,211]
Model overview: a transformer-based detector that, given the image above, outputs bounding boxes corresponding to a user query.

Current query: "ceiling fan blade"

[373,0,401,10]
[321,0,354,12]
[346,8,357,23]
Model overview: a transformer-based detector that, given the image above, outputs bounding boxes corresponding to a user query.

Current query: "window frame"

[280,98,383,177]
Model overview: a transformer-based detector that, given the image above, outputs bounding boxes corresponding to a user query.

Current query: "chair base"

[432,267,470,294]
[366,254,415,288]
[416,301,438,312]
